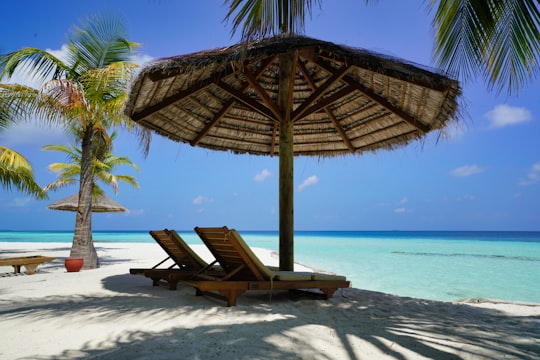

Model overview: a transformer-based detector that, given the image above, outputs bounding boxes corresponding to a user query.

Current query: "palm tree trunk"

[70,126,99,269]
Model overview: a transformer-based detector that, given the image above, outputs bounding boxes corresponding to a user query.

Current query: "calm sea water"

[2,230,539,304]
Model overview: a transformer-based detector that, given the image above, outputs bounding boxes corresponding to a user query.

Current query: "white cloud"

[458,194,477,201]
[126,208,145,216]
[439,120,469,142]
[394,197,412,213]
[450,165,486,177]
[297,175,319,192]
[484,104,532,129]
[193,195,214,205]
[131,53,154,68]
[518,162,540,186]
[0,120,66,147]
[254,169,271,182]
[0,47,154,147]
[11,197,32,207]
[0,46,67,146]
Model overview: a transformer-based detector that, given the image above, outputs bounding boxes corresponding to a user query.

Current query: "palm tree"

[1,98,47,199]
[0,146,47,199]
[0,15,150,269]
[224,0,540,94]
[43,131,140,198]
[430,0,539,94]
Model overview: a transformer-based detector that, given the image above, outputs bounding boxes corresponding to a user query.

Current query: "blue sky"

[1,1,538,231]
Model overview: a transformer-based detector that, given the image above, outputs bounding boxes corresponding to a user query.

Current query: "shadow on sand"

[1,271,538,360]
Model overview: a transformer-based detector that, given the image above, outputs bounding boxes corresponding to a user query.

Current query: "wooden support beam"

[191,57,276,146]
[291,64,350,122]
[297,60,355,153]
[344,78,431,133]
[314,57,431,133]
[216,81,276,121]
[278,52,296,271]
[131,67,234,121]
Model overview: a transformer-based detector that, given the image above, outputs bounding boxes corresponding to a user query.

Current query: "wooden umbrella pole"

[278,52,296,271]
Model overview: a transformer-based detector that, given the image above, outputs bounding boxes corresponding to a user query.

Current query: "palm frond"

[43,178,76,192]
[225,0,322,40]
[485,0,540,93]
[0,47,71,84]
[431,0,540,94]
[0,146,32,170]
[67,15,140,74]
[0,146,47,199]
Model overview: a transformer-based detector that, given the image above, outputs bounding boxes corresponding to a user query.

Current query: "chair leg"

[24,264,38,275]
[219,289,246,307]
[320,288,337,299]
[168,281,178,290]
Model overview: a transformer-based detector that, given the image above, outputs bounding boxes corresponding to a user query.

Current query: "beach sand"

[1,242,539,359]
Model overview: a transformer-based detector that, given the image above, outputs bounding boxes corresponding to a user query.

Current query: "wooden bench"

[0,256,56,275]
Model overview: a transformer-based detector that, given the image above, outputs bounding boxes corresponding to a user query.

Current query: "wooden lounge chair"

[129,229,220,290]
[181,226,351,306]
[0,255,56,275]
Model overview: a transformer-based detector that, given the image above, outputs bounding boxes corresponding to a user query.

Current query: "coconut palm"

[0,15,150,268]
[43,131,140,198]
[224,0,540,94]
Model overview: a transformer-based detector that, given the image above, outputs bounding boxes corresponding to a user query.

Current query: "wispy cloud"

[440,121,469,142]
[11,197,32,207]
[450,165,486,177]
[297,175,319,192]
[131,53,154,68]
[484,104,532,129]
[458,194,477,201]
[394,197,412,214]
[126,208,145,216]
[0,121,66,147]
[0,47,67,147]
[0,46,154,147]
[518,162,540,186]
[254,169,271,182]
[193,195,214,205]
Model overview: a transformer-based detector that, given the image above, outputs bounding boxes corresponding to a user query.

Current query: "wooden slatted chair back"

[149,229,207,270]
[195,226,274,281]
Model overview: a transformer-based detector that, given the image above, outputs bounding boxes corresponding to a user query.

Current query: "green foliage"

[0,146,47,199]
[430,0,540,94]
[43,131,140,197]
[224,0,539,94]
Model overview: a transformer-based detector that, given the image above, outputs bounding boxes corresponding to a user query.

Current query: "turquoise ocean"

[2,230,539,304]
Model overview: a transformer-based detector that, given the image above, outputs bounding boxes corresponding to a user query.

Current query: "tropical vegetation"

[224,0,540,94]
[0,15,150,268]
[43,131,139,197]
[0,145,47,199]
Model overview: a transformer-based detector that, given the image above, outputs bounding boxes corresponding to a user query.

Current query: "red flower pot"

[64,258,84,272]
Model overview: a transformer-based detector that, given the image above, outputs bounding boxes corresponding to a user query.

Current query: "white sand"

[1,242,539,359]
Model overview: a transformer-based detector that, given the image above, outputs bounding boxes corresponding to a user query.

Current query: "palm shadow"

[3,272,538,359]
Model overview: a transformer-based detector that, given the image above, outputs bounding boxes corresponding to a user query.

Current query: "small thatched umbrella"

[124,35,461,270]
[48,193,127,213]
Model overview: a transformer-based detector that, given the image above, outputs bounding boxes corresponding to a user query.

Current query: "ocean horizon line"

[2,229,540,233]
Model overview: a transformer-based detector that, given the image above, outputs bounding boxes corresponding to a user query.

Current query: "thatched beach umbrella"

[48,193,127,213]
[124,35,461,270]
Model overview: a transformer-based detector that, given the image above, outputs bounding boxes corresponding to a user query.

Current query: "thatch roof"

[124,35,461,157]
[48,193,127,213]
